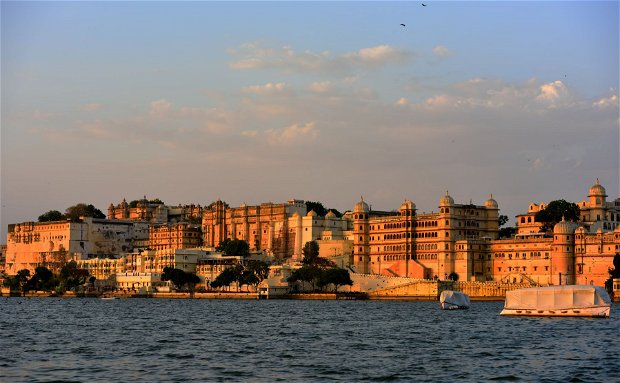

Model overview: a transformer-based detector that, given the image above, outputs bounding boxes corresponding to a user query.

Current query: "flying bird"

[422,3,427,6]
[400,23,406,27]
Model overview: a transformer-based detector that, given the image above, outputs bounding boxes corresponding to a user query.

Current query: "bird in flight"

[422,3,427,6]
[400,23,406,27]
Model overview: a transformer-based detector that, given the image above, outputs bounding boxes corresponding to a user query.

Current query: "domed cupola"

[354,196,370,213]
[439,191,454,207]
[400,199,416,211]
[307,210,318,217]
[485,194,498,209]
[553,217,577,235]
[589,178,607,198]
[325,211,336,218]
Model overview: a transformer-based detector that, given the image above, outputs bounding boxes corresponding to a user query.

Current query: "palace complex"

[2,180,619,289]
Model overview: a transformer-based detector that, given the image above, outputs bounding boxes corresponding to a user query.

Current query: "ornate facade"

[149,223,202,251]
[5,217,148,275]
[201,199,307,259]
[107,197,202,224]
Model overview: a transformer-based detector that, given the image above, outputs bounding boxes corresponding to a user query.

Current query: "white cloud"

[309,81,333,93]
[265,122,319,145]
[229,43,411,74]
[242,82,287,95]
[150,99,172,117]
[432,45,451,57]
[593,94,618,109]
[536,80,569,104]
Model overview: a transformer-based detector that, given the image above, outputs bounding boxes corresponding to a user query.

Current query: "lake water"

[0,297,618,382]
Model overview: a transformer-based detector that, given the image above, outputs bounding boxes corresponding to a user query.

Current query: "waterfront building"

[351,194,499,280]
[4,217,148,275]
[107,197,202,224]
[202,199,307,259]
[195,252,244,288]
[149,223,202,251]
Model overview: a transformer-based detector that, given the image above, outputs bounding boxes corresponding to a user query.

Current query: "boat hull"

[500,305,610,318]
[441,302,469,310]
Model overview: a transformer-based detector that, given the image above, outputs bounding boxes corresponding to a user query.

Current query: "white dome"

[485,194,498,209]
[553,217,576,234]
[354,197,370,213]
[439,191,454,207]
[400,199,416,211]
[589,179,607,197]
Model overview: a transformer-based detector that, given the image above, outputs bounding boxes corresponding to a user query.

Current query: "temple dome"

[307,210,318,217]
[439,191,454,207]
[325,211,336,218]
[354,197,370,213]
[589,179,607,197]
[485,194,498,209]
[553,217,577,234]
[400,199,416,211]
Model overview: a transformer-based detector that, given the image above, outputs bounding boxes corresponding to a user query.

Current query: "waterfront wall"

[352,273,534,299]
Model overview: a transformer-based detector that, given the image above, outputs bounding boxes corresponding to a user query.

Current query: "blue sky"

[1,1,619,239]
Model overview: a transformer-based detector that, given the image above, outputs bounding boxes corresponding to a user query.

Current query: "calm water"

[0,298,618,382]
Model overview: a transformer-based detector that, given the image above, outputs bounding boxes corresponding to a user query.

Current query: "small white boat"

[500,285,611,318]
[101,296,119,300]
[440,290,470,310]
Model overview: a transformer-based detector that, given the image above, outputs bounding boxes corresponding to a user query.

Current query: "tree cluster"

[38,203,106,222]
[287,241,353,292]
[161,267,201,290]
[305,201,342,218]
[2,262,91,295]
[534,199,580,233]
[604,253,620,295]
[216,238,250,257]
[210,260,270,291]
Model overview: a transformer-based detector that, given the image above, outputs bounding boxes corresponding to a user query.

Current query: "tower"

[551,217,576,285]
[353,197,370,274]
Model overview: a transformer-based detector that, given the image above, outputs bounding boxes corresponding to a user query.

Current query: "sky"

[1,1,619,241]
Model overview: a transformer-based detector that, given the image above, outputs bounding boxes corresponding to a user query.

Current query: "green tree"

[38,210,65,222]
[216,239,250,257]
[305,201,328,217]
[210,264,243,290]
[287,265,320,291]
[448,272,459,281]
[149,198,164,204]
[161,267,200,290]
[16,269,31,295]
[302,241,320,265]
[323,268,353,292]
[65,203,106,220]
[29,266,56,291]
[604,253,620,295]
[59,261,90,291]
[499,215,509,227]
[534,199,580,232]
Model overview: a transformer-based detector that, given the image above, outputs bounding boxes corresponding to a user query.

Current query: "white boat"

[500,285,611,318]
[439,290,470,310]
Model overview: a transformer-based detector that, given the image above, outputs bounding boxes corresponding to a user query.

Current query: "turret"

[353,197,370,274]
[551,217,577,285]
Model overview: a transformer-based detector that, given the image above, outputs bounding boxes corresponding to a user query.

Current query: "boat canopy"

[504,285,611,310]
[440,290,470,307]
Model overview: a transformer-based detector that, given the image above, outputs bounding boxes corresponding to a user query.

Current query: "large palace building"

[3,180,619,289]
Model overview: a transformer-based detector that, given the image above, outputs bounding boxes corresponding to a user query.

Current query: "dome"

[439,191,454,207]
[325,211,336,218]
[354,196,370,213]
[485,194,498,209]
[589,178,607,197]
[307,210,318,217]
[400,199,416,211]
[292,211,300,218]
[553,217,577,234]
